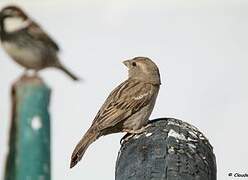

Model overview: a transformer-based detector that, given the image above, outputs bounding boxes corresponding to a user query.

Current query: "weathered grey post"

[116,118,217,180]
[4,75,51,180]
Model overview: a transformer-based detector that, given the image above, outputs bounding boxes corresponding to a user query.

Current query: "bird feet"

[18,70,42,83]
[21,70,38,79]
[120,124,151,144]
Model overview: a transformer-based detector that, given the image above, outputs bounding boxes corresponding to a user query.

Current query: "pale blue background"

[0,0,248,179]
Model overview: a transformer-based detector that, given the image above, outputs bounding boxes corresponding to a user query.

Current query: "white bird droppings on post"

[188,137,198,142]
[31,116,42,130]
[167,121,181,126]
[188,143,196,149]
[168,146,175,154]
[134,134,142,139]
[188,130,198,138]
[145,133,153,137]
[168,129,186,141]
[163,129,169,132]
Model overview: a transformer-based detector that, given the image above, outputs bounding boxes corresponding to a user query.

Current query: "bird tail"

[55,63,80,81]
[70,128,100,168]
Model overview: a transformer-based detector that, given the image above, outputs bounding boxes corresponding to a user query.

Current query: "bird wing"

[26,22,60,51]
[91,79,154,130]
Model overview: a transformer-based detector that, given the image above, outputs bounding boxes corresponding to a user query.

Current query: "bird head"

[0,5,30,32]
[123,57,161,85]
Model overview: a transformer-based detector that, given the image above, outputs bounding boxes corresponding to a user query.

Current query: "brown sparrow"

[70,57,161,168]
[0,5,79,80]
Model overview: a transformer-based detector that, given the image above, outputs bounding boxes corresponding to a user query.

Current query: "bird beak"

[122,60,131,68]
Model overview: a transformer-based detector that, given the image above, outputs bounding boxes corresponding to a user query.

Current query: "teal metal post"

[4,76,51,180]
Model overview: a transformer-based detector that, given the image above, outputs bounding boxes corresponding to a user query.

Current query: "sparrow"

[0,5,79,81]
[70,57,161,168]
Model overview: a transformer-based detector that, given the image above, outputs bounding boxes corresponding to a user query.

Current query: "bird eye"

[132,62,137,67]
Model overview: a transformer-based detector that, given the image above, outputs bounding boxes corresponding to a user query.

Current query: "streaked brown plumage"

[70,57,161,168]
[0,5,79,80]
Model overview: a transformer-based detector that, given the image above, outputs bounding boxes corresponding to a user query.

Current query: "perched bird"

[70,57,161,168]
[0,5,79,80]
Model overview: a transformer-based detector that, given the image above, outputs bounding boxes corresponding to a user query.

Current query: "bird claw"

[120,133,133,144]
[120,124,151,144]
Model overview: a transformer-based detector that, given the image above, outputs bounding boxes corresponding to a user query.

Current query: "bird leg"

[20,70,39,81]
[21,69,28,78]
[24,69,38,77]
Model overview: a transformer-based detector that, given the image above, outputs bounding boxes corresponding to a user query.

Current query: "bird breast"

[123,85,159,131]
[2,41,43,69]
